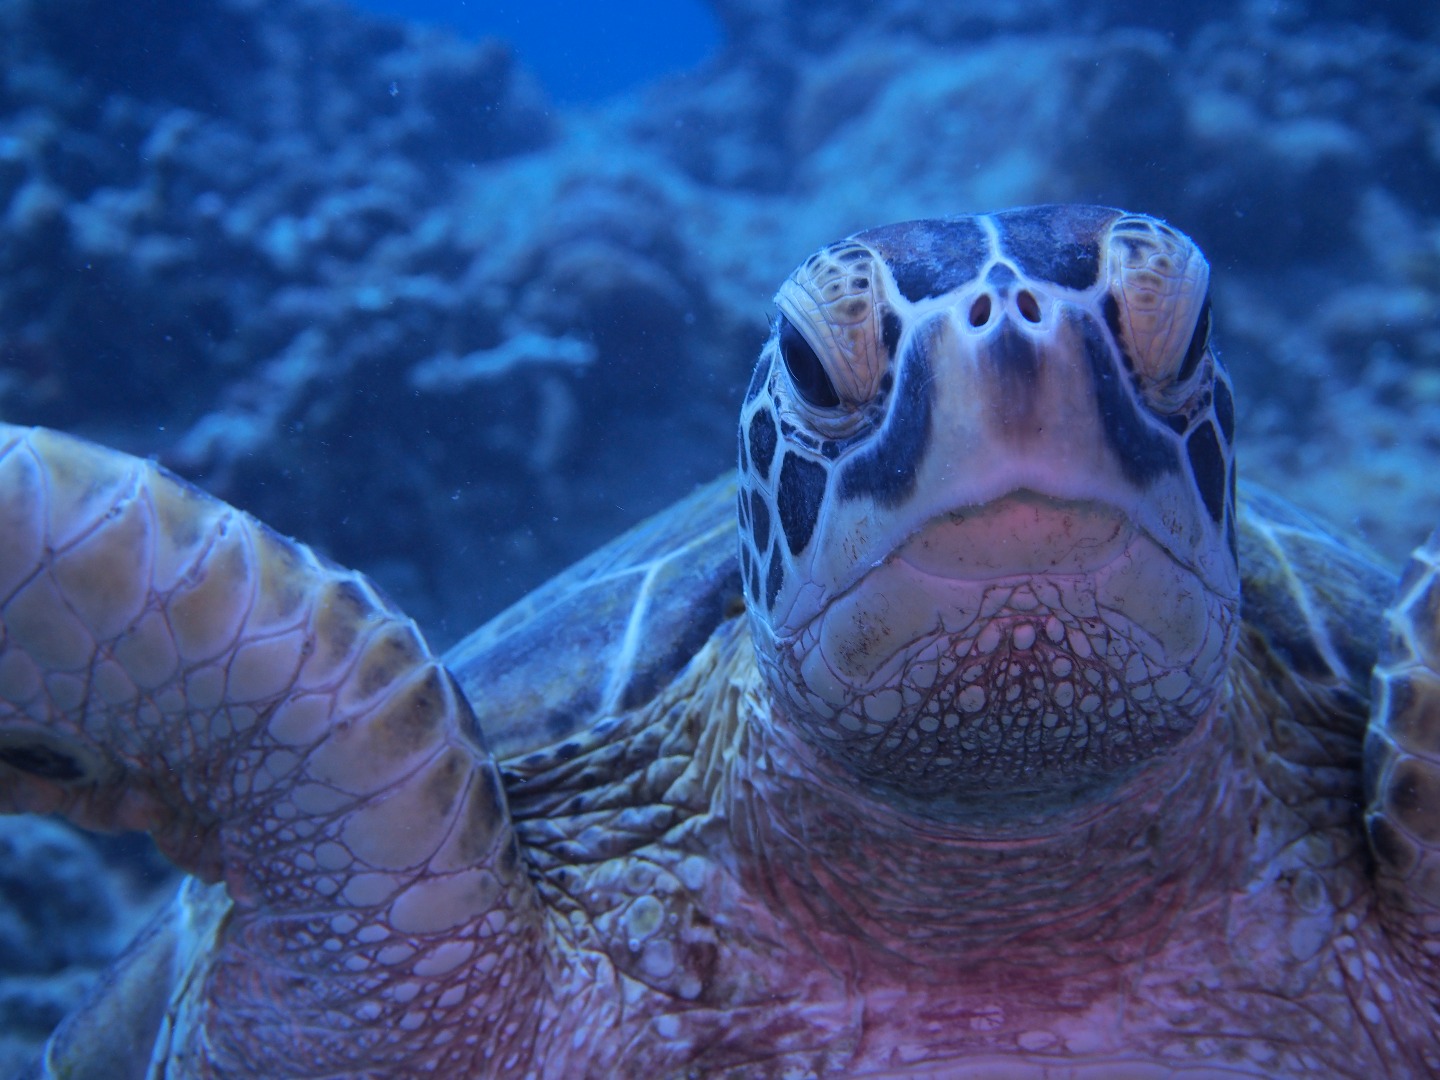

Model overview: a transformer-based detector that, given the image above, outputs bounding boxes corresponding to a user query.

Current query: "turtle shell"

[446,475,744,762]
[1235,481,1393,698]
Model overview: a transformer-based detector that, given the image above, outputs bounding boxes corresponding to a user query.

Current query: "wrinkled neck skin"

[721,673,1250,982]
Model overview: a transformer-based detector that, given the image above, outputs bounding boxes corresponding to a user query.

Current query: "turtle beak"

[895,493,1135,581]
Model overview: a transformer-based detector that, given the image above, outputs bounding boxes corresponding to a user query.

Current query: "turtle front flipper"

[1367,528,1440,994]
[0,425,545,1076]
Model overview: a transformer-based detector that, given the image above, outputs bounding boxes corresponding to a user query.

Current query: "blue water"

[345,0,722,102]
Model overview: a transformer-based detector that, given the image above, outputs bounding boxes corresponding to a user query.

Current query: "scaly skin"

[496,608,1437,1077]
[0,426,552,1076]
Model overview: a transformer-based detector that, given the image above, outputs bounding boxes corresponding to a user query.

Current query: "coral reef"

[0,0,553,638]
[4,0,1436,631]
[0,820,172,1076]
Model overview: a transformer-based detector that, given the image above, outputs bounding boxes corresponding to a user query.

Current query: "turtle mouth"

[895,491,1136,580]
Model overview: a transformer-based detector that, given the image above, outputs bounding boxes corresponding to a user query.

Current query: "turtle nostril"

[968,295,992,327]
[1017,290,1041,323]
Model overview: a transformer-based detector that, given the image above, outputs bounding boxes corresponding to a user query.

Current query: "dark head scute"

[744,352,771,405]
[855,216,989,303]
[839,314,939,506]
[747,407,778,480]
[993,205,1118,291]
[1101,292,1135,373]
[1213,377,1235,444]
[1225,461,1239,565]
[1186,421,1226,524]
[1177,295,1212,384]
[1077,312,1179,485]
[777,452,828,555]
[764,539,784,609]
[881,309,903,359]
[749,489,771,553]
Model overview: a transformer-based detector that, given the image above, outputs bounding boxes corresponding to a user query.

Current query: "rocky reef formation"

[3,0,1436,632]
[0,819,172,1072]
[0,0,1437,1067]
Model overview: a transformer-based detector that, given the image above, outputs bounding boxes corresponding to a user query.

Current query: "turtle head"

[738,205,1239,814]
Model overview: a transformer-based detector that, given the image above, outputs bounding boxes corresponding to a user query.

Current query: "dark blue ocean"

[348,0,721,101]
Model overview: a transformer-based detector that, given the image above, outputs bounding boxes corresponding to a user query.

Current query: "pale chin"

[759,513,1236,803]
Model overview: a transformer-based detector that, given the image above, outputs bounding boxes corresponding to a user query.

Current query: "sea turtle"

[1,204,1438,1078]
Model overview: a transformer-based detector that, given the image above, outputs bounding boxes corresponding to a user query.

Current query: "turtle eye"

[1175,295,1211,385]
[779,316,841,408]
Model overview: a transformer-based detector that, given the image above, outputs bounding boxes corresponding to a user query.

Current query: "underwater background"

[0,0,1436,1069]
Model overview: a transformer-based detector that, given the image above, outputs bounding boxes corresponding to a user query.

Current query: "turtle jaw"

[755,490,1238,817]
[892,491,1136,581]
